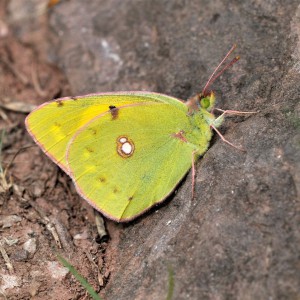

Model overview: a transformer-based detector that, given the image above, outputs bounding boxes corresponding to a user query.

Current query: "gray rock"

[50,1,300,299]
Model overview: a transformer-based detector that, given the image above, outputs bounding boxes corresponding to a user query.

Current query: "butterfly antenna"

[202,44,239,96]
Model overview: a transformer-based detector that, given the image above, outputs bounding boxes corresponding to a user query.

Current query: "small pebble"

[0,215,22,228]
[47,261,69,279]
[23,238,37,255]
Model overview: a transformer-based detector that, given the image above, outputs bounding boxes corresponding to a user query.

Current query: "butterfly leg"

[213,108,257,116]
[191,150,197,199]
[212,109,257,128]
[210,124,246,152]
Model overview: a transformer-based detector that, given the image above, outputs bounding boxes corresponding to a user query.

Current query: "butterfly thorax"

[183,108,215,156]
[184,92,219,156]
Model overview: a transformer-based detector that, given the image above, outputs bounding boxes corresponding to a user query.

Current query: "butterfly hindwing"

[67,102,198,221]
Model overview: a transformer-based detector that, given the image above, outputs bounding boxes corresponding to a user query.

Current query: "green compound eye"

[200,97,210,109]
[199,92,215,111]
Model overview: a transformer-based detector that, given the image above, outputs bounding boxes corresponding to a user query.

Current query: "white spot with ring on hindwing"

[117,136,135,158]
[122,142,132,154]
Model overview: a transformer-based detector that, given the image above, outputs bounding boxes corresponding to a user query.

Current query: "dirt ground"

[0,0,300,300]
[0,1,111,299]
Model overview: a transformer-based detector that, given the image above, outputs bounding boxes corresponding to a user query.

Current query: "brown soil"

[0,1,110,299]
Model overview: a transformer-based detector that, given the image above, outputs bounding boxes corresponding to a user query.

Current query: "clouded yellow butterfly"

[26,45,248,222]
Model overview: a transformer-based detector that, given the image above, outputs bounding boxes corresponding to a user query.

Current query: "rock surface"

[0,0,297,299]
[48,0,300,299]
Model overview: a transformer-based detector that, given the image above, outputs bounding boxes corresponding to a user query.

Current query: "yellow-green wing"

[25,92,185,173]
[67,102,198,222]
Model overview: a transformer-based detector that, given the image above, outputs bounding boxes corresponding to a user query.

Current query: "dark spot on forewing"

[56,100,64,107]
[128,196,133,201]
[109,105,119,120]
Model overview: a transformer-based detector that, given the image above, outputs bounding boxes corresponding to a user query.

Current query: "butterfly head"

[186,45,240,115]
[188,45,239,114]
[187,91,215,114]
[199,91,215,111]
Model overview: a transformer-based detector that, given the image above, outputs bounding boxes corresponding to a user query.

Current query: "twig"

[0,108,9,122]
[84,250,98,269]
[46,222,62,248]
[0,240,14,273]
[4,145,34,176]
[0,101,37,113]
[1,57,29,85]
[27,199,62,248]
[31,64,47,97]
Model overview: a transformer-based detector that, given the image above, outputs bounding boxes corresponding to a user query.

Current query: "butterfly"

[26,45,253,222]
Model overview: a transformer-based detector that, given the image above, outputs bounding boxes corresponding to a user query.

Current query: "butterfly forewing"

[25,92,183,173]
